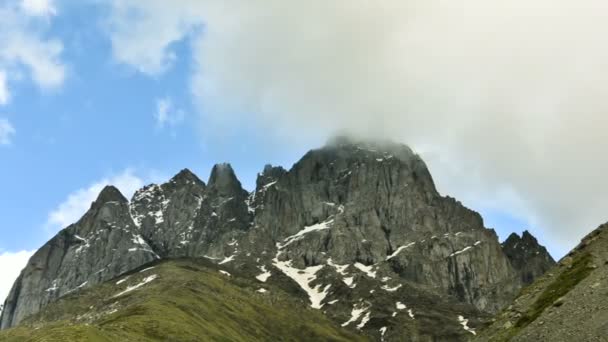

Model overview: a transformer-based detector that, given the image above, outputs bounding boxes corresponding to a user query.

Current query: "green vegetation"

[514,252,593,328]
[0,259,367,342]
[482,252,594,341]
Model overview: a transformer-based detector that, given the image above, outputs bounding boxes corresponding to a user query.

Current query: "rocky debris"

[502,230,556,285]
[475,222,608,342]
[0,137,555,341]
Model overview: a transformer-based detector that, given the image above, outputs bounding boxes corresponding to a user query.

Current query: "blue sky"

[4,0,606,302]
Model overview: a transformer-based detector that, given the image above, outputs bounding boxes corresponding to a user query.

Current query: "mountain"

[0,137,554,341]
[474,223,608,341]
[0,259,365,341]
[502,231,556,285]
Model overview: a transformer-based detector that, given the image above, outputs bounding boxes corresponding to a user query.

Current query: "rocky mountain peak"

[1,141,558,341]
[208,163,245,196]
[170,168,205,187]
[502,230,556,285]
[93,185,127,206]
[256,164,286,190]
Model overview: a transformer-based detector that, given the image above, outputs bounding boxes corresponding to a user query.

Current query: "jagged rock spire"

[208,163,244,196]
[93,186,127,206]
[170,168,205,187]
[502,230,556,284]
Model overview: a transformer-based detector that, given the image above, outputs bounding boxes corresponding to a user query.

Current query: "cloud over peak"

[104,0,608,257]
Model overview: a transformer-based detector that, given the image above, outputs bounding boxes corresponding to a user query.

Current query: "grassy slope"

[474,248,596,341]
[0,259,368,342]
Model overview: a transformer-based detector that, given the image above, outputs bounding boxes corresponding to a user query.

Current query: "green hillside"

[0,259,368,342]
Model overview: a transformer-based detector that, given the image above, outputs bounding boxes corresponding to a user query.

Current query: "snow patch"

[450,246,474,257]
[357,311,371,329]
[74,235,91,254]
[256,265,271,282]
[257,288,267,293]
[139,267,155,273]
[263,181,277,190]
[272,255,330,309]
[327,258,349,275]
[341,304,369,327]
[219,270,231,277]
[113,275,158,298]
[381,284,402,292]
[116,277,129,285]
[219,254,236,265]
[343,276,356,288]
[408,309,415,319]
[396,302,406,310]
[458,315,476,335]
[379,327,387,339]
[386,242,416,260]
[354,262,376,278]
[45,280,58,293]
[278,219,334,249]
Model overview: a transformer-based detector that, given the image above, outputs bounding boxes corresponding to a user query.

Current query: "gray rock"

[0,186,157,329]
[0,138,555,341]
[502,230,556,285]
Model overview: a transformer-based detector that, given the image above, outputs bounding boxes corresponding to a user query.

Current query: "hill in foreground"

[474,223,608,341]
[0,258,366,342]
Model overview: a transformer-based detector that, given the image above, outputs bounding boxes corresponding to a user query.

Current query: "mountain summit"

[0,139,554,341]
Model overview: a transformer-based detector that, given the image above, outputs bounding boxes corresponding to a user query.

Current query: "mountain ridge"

[1,138,555,341]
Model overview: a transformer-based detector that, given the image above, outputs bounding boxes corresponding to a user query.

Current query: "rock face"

[502,231,556,285]
[475,223,608,342]
[0,137,554,341]
[0,186,158,330]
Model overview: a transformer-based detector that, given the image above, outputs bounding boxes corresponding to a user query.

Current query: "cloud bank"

[0,250,34,304]
[104,0,608,257]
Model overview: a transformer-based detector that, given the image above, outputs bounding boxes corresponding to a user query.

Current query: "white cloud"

[0,70,9,105]
[20,0,56,17]
[46,170,145,232]
[154,97,184,129]
[104,1,201,75]
[0,250,34,304]
[0,1,65,105]
[104,1,608,257]
[0,118,15,145]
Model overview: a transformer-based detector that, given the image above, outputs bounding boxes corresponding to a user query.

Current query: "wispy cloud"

[0,118,15,145]
[20,0,57,18]
[154,97,184,129]
[0,0,65,106]
[46,169,146,233]
[0,250,34,304]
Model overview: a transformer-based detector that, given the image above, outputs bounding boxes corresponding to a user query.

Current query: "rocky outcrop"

[502,230,556,285]
[0,186,158,329]
[1,137,555,341]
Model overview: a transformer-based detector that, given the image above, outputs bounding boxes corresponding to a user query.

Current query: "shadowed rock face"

[502,231,556,285]
[0,138,553,341]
